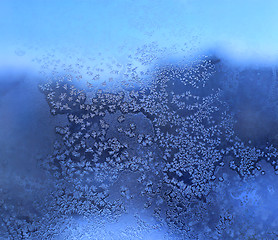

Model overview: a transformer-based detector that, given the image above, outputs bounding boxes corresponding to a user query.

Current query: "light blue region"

[1,0,278,64]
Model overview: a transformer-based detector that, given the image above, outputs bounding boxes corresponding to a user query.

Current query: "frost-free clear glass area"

[1,1,278,239]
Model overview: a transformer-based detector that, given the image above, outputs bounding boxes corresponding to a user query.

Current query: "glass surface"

[1,1,278,239]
